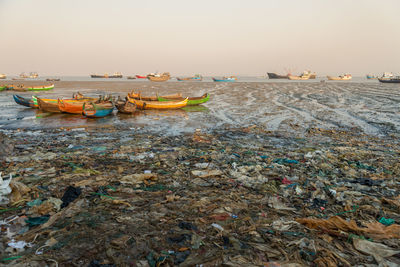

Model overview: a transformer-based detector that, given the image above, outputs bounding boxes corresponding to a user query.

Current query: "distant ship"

[19,72,39,79]
[327,74,352,81]
[90,72,123,78]
[366,74,377,79]
[267,72,289,79]
[0,74,6,79]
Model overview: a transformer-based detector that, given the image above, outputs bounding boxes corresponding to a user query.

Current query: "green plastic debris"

[26,215,50,227]
[379,217,395,226]
[27,199,42,207]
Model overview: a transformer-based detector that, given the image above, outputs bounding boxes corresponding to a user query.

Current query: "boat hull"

[13,95,35,108]
[147,76,170,82]
[135,75,147,79]
[83,102,114,117]
[37,98,61,113]
[212,78,236,82]
[116,100,137,113]
[158,93,209,106]
[128,97,188,110]
[28,85,54,91]
[378,78,400,83]
[327,76,352,81]
[288,75,309,80]
[267,73,288,79]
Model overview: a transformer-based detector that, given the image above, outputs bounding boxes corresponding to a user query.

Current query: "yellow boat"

[327,74,352,81]
[128,91,182,101]
[128,96,188,110]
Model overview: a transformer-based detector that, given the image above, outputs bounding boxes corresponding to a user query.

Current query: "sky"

[0,0,399,76]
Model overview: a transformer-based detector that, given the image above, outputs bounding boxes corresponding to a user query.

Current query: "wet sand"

[0,80,399,137]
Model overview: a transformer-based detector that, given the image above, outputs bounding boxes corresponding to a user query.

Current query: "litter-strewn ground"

[1,125,400,266]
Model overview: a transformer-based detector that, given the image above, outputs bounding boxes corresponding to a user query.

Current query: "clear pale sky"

[1,0,399,76]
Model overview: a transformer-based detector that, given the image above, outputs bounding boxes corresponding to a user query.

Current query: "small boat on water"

[126,76,137,79]
[115,97,137,114]
[366,74,377,79]
[0,74,6,79]
[83,101,114,118]
[327,74,352,81]
[378,76,400,83]
[90,72,123,78]
[212,76,237,82]
[128,96,188,110]
[135,75,147,79]
[176,74,202,81]
[13,95,36,108]
[46,78,61,81]
[147,72,170,82]
[158,93,209,106]
[37,97,61,113]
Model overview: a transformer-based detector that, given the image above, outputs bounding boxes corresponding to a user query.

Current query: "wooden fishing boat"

[135,75,147,79]
[115,97,137,114]
[13,95,36,108]
[128,96,188,110]
[128,91,182,101]
[327,74,352,81]
[83,101,114,118]
[58,99,86,114]
[126,76,136,79]
[378,77,400,83]
[158,93,209,106]
[8,84,55,91]
[147,72,170,82]
[37,97,61,113]
[46,78,60,81]
[176,74,202,81]
[212,76,237,82]
[91,72,123,78]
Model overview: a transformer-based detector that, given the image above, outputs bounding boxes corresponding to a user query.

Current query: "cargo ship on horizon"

[90,72,123,78]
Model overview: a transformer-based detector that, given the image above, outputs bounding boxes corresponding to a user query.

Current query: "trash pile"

[1,125,400,266]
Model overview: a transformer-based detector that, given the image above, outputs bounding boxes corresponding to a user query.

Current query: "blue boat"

[366,74,377,79]
[212,76,237,82]
[176,74,202,81]
[13,95,35,108]
[83,102,114,118]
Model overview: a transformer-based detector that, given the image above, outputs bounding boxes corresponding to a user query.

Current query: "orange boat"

[127,96,188,110]
[58,99,86,114]
[37,97,61,113]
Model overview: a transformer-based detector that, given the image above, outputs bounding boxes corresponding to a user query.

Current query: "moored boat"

[46,78,61,81]
[176,74,202,81]
[267,73,289,79]
[128,91,182,101]
[90,72,123,78]
[158,93,209,106]
[135,75,147,79]
[128,96,188,110]
[116,97,137,113]
[378,76,400,83]
[8,84,55,91]
[327,74,352,81]
[83,101,114,117]
[0,74,6,79]
[212,76,237,82]
[366,74,377,79]
[126,76,137,79]
[147,72,170,82]
[37,97,61,113]
[13,95,36,108]
[58,100,88,114]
